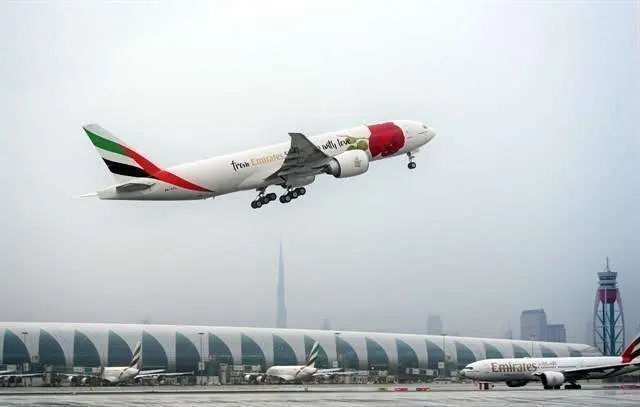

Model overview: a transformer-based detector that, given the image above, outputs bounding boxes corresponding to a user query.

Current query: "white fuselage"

[95,120,434,200]
[100,366,139,383]
[265,364,318,382]
[459,356,636,382]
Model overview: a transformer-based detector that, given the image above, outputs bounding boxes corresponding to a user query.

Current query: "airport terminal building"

[0,322,601,382]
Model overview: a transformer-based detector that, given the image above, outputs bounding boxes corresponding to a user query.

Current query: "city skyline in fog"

[1,1,638,345]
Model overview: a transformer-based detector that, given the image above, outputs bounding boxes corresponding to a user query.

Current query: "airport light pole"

[441,333,447,378]
[334,332,341,369]
[21,331,29,370]
[530,334,536,356]
[198,332,205,385]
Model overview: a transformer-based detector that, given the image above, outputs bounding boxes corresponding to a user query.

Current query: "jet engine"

[244,374,264,383]
[540,371,565,388]
[325,150,369,178]
[505,380,528,387]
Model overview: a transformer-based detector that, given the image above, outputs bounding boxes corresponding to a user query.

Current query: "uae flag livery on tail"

[83,124,210,192]
[621,334,640,364]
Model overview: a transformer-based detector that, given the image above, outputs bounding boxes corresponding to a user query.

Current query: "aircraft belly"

[100,181,214,200]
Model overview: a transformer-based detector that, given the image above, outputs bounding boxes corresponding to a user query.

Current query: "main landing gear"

[564,383,582,390]
[279,187,306,204]
[407,151,417,169]
[250,190,277,209]
[250,187,307,208]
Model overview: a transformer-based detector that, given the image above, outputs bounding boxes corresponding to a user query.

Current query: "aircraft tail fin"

[82,124,162,183]
[129,341,142,369]
[306,341,320,367]
[621,333,640,363]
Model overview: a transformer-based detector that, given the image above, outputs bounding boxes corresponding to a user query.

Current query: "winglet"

[621,333,640,363]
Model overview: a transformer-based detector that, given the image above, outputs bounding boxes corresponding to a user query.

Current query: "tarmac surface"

[0,383,638,406]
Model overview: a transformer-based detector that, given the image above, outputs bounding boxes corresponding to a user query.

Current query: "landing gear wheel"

[260,196,270,205]
[408,161,416,169]
[251,201,258,209]
[291,190,299,199]
[297,187,306,195]
[267,193,277,201]
[279,196,286,203]
[283,194,292,203]
[255,199,263,208]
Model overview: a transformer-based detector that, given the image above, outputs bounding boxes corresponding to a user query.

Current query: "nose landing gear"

[406,151,417,169]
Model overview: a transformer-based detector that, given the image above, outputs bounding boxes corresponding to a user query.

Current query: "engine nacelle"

[540,371,565,387]
[325,150,369,178]
[505,380,528,387]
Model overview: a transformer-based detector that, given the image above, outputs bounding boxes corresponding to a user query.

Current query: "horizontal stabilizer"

[115,180,156,193]
[72,192,98,198]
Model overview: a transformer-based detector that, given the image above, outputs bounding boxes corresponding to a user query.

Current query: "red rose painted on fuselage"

[367,122,405,158]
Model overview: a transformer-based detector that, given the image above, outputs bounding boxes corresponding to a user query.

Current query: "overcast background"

[1,0,638,344]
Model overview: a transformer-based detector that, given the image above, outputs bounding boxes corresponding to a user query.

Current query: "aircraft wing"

[115,179,156,193]
[136,370,192,379]
[313,368,358,377]
[0,372,43,378]
[537,362,640,380]
[265,133,332,182]
[134,369,166,378]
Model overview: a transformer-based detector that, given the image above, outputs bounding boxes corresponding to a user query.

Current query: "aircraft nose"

[426,127,436,142]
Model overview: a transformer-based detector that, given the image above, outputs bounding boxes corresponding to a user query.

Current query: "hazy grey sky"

[1,0,637,344]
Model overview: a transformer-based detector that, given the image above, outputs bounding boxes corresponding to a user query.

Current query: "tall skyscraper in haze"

[321,318,331,330]
[427,315,443,335]
[504,325,513,340]
[547,324,566,343]
[520,309,547,341]
[276,241,287,328]
[585,321,593,345]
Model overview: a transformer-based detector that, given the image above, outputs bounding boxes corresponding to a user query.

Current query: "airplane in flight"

[58,341,192,386]
[244,341,354,383]
[78,120,436,208]
[459,333,640,390]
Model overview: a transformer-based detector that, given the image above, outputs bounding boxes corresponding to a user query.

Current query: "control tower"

[592,257,625,356]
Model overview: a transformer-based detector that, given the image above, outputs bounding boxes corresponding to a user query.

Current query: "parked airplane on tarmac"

[78,120,436,208]
[0,368,42,387]
[244,342,355,383]
[459,333,640,390]
[58,341,192,386]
